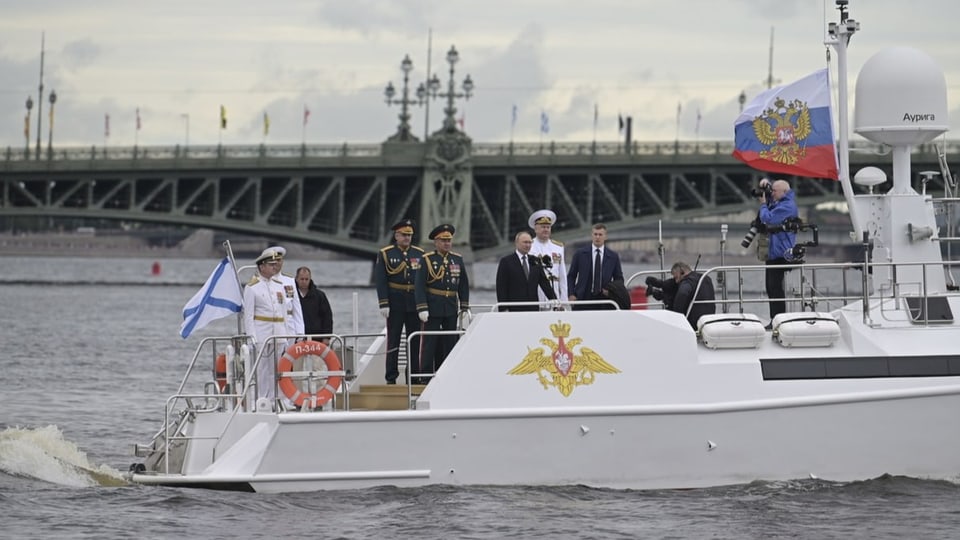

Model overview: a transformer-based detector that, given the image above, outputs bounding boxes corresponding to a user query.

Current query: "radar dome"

[854,47,948,146]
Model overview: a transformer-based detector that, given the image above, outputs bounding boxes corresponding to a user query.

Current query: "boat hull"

[133,387,960,493]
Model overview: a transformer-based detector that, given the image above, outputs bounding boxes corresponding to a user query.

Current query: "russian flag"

[733,68,838,180]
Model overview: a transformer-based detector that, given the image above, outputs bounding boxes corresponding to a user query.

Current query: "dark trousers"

[385,310,421,383]
[421,314,459,377]
[765,257,790,320]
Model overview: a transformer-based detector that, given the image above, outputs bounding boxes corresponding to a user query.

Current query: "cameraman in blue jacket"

[757,178,799,323]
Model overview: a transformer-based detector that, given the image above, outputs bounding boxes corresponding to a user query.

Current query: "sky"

[1,0,959,150]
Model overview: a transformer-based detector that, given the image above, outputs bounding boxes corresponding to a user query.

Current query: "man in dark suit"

[495,230,557,311]
[567,223,624,310]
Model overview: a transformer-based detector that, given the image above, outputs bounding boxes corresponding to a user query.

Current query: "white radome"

[854,46,949,146]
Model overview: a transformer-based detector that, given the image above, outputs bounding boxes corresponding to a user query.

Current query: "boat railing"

[626,258,960,326]
[145,330,384,473]
[404,328,466,398]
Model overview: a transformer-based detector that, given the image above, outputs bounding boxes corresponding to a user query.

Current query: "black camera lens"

[741,226,759,248]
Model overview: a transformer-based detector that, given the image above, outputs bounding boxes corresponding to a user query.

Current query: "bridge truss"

[0,140,949,259]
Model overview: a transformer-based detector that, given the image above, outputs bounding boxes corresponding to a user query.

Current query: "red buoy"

[151,261,161,275]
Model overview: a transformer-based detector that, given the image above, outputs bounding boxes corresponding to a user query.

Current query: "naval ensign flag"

[180,257,243,338]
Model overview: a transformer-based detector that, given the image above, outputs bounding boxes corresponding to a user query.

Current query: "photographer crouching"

[749,178,799,324]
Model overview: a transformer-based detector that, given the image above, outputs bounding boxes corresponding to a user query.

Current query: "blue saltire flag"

[540,111,550,134]
[180,257,243,338]
[732,68,839,180]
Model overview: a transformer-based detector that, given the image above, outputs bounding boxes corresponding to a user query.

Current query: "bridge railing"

[4,139,957,164]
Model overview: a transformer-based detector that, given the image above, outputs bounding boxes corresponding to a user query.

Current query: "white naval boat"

[129,3,960,493]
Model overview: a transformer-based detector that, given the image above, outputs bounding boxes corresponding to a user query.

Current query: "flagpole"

[424,28,433,140]
[301,105,308,145]
[223,240,244,335]
[674,102,681,153]
[592,103,598,151]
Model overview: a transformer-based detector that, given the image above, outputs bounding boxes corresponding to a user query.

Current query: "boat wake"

[0,425,127,488]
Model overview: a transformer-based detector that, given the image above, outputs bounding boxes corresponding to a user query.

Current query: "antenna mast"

[767,27,775,89]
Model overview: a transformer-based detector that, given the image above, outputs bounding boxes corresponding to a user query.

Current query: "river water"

[1,256,958,539]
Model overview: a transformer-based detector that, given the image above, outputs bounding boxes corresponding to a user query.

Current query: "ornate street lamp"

[425,45,474,133]
[738,90,747,113]
[47,89,57,159]
[384,54,426,142]
[25,96,33,159]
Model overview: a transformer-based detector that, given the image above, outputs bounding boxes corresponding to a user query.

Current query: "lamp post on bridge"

[25,96,33,160]
[418,45,476,252]
[426,45,474,133]
[738,90,747,113]
[384,54,427,142]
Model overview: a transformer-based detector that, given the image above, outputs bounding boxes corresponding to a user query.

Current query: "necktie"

[522,255,529,278]
[592,248,602,295]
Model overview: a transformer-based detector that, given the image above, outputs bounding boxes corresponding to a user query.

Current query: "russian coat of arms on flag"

[733,68,839,180]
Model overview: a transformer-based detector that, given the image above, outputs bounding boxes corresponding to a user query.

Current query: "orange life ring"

[215,353,228,391]
[277,340,343,408]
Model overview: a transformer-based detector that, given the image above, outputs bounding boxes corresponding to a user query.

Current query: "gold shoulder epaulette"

[550,239,564,247]
[379,245,394,253]
[411,245,425,253]
[247,275,260,286]
[424,250,437,257]
[450,251,462,257]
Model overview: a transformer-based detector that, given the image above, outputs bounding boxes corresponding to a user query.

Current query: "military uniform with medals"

[242,248,298,401]
[265,245,304,337]
[415,224,470,377]
[528,209,568,305]
[375,219,425,384]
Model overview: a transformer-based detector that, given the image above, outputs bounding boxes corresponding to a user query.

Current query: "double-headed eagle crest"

[752,97,813,166]
[507,321,620,397]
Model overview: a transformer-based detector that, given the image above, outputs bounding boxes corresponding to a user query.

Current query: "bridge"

[1,136,954,260]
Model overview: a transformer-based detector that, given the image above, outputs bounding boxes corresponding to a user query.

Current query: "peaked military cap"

[255,247,284,265]
[265,245,287,258]
[428,224,455,240]
[392,219,415,235]
[528,209,557,229]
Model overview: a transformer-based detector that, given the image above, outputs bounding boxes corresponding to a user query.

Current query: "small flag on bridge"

[220,105,227,129]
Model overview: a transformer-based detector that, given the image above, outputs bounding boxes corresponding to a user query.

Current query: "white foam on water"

[0,425,125,487]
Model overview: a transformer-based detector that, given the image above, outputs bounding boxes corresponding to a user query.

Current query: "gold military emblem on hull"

[507,321,620,397]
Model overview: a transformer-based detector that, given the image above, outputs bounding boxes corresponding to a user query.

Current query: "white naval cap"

[255,247,284,265]
[265,245,287,257]
[528,209,557,229]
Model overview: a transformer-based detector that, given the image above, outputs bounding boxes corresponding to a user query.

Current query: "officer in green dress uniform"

[374,219,424,385]
[414,224,470,381]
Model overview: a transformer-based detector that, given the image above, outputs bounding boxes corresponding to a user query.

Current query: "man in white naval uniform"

[265,245,304,339]
[527,209,567,308]
[243,248,298,405]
